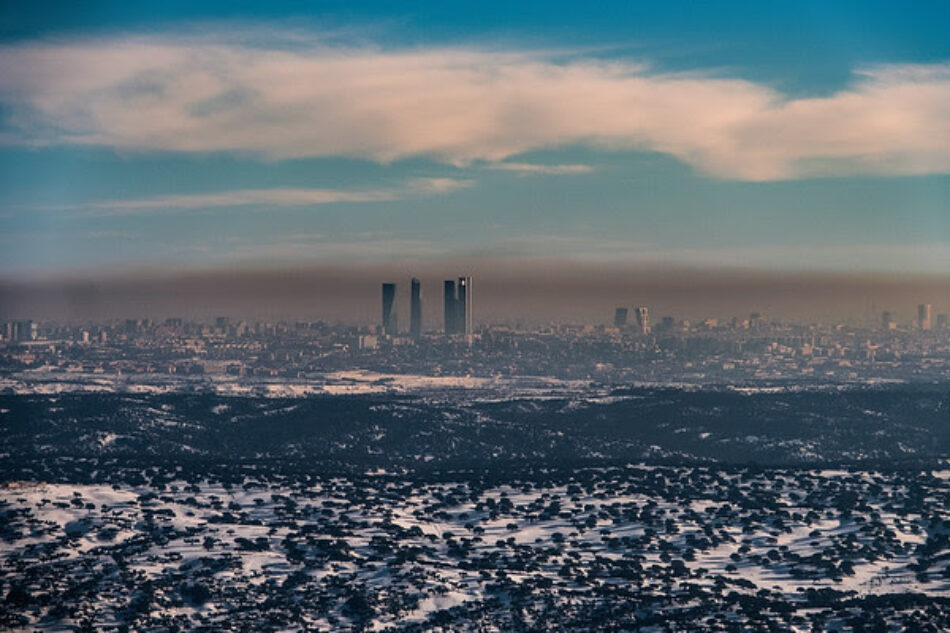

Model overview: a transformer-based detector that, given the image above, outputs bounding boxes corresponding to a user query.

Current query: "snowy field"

[3,465,949,632]
[0,368,592,399]
[3,386,950,631]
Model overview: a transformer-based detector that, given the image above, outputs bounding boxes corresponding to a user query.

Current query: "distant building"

[881,311,896,330]
[410,278,422,340]
[444,280,457,335]
[937,314,948,329]
[381,283,397,336]
[458,276,473,337]
[12,320,38,342]
[635,307,650,334]
[443,277,473,338]
[918,304,932,331]
[613,307,628,328]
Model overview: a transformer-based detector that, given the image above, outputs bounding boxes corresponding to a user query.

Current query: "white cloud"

[406,177,476,193]
[89,188,397,212]
[64,178,473,216]
[0,34,948,180]
[485,162,594,175]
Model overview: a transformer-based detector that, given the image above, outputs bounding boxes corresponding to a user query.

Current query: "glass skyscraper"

[443,280,457,335]
[410,278,422,339]
[381,282,397,336]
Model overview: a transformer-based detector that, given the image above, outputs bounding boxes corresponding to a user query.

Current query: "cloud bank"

[51,178,472,216]
[485,162,594,175]
[0,34,948,180]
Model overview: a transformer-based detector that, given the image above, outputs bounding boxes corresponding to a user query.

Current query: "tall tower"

[443,280,457,335]
[410,278,422,340]
[381,283,397,336]
[918,304,932,331]
[635,306,650,334]
[613,307,628,328]
[458,276,473,337]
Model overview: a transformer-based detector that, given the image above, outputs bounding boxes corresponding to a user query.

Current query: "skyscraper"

[12,320,37,342]
[410,278,422,340]
[918,303,932,331]
[613,307,628,328]
[635,306,650,334]
[381,282,397,336]
[458,276,473,336]
[443,280,457,335]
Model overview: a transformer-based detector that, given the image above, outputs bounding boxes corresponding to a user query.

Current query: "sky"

[0,2,949,321]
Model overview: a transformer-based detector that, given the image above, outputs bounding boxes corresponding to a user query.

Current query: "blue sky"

[0,1,948,277]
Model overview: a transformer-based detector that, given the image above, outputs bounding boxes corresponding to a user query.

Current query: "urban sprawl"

[3,277,950,388]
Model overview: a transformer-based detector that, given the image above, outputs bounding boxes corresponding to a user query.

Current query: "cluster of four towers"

[382,277,473,339]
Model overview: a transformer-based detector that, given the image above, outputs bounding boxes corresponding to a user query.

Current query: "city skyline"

[0,1,948,285]
[2,263,950,326]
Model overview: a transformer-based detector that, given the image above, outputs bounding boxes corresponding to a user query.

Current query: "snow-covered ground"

[2,466,948,631]
[0,368,592,399]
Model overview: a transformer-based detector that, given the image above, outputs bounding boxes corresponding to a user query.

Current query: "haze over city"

[2,263,950,325]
